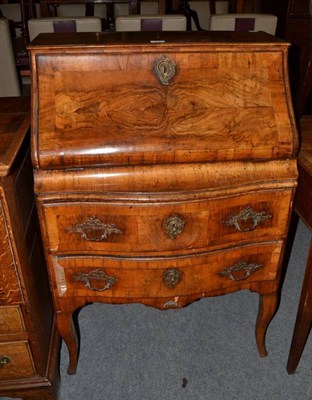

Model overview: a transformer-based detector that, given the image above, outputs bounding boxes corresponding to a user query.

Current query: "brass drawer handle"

[66,217,123,242]
[0,356,10,369]
[163,268,182,288]
[72,269,117,292]
[222,206,271,232]
[163,214,185,240]
[218,261,262,281]
[153,55,176,85]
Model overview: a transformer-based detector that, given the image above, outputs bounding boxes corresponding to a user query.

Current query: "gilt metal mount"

[162,268,183,288]
[222,206,271,232]
[218,261,262,281]
[163,214,185,240]
[66,217,123,242]
[72,269,117,292]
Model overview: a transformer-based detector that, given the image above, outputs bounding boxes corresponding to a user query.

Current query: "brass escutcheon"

[162,268,182,288]
[163,213,185,240]
[153,55,176,85]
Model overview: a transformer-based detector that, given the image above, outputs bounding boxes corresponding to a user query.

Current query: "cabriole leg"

[56,310,78,375]
[255,292,278,357]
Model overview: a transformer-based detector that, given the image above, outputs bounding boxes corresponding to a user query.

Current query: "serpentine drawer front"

[42,189,292,255]
[29,31,298,375]
[52,242,282,300]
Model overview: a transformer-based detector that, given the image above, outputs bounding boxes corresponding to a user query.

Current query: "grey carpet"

[2,219,312,399]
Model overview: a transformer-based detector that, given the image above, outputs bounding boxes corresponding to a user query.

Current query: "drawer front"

[0,196,22,305]
[34,48,294,169]
[0,341,35,379]
[53,242,282,299]
[42,190,292,255]
[0,306,25,335]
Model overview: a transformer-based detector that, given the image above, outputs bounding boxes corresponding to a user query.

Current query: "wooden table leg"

[287,238,312,374]
[56,310,79,375]
[255,292,278,357]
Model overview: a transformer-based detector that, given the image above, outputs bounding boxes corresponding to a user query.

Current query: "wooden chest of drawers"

[0,98,59,399]
[29,31,298,374]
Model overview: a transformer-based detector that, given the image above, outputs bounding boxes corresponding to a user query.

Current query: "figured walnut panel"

[41,189,292,256]
[53,242,282,299]
[0,197,22,306]
[35,50,295,168]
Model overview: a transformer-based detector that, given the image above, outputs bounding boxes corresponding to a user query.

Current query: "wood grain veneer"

[29,32,298,375]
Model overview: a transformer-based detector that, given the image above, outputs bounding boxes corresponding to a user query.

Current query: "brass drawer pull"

[163,268,182,288]
[72,269,117,292]
[218,261,262,281]
[163,214,185,239]
[153,55,176,85]
[222,206,271,232]
[0,356,10,369]
[66,217,123,242]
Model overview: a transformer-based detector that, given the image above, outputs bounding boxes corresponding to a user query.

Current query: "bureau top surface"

[0,97,30,176]
[29,31,285,47]
[29,32,298,170]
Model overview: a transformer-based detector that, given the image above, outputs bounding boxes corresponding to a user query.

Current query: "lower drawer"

[52,242,282,299]
[0,341,35,379]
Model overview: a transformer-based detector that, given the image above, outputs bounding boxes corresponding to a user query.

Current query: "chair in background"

[188,1,229,30]
[210,13,277,35]
[0,18,21,97]
[115,14,186,31]
[114,1,158,19]
[0,2,40,40]
[140,1,159,15]
[50,3,107,29]
[27,16,102,41]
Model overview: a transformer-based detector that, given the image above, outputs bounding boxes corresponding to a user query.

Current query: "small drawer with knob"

[0,341,35,379]
[41,189,292,256]
[52,242,282,299]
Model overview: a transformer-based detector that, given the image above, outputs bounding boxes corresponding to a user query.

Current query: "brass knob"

[0,356,10,369]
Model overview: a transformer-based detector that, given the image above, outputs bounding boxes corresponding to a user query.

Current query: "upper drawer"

[41,189,292,256]
[0,306,25,335]
[30,35,297,169]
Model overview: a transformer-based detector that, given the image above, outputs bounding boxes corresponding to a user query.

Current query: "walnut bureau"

[0,97,59,399]
[29,31,298,374]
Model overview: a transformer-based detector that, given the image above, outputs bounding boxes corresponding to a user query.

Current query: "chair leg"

[287,238,312,374]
